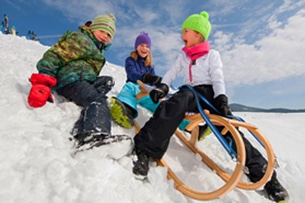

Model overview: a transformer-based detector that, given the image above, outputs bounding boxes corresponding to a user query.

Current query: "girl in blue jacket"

[110,32,162,128]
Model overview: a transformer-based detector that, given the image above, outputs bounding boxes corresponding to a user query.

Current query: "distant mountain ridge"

[229,103,305,113]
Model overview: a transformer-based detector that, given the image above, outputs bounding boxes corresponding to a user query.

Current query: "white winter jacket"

[162,49,226,98]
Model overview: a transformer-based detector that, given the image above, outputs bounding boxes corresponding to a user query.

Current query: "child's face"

[181,28,203,47]
[92,30,112,45]
[136,44,150,58]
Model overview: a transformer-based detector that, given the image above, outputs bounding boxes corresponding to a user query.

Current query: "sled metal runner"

[135,81,276,200]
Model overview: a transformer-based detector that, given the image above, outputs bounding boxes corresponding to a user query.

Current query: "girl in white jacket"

[132,10,288,202]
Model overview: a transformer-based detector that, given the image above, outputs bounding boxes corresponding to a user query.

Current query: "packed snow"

[0,33,304,203]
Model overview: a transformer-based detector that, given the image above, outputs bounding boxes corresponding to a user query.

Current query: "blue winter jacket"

[125,56,156,83]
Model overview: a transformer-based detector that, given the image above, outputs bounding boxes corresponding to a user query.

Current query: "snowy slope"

[0,33,304,203]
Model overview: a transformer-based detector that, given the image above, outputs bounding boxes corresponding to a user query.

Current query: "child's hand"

[27,73,57,108]
[214,94,232,117]
[149,83,169,103]
[142,73,162,85]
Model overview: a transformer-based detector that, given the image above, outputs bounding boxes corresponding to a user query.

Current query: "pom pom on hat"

[85,21,92,27]
[181,11,211,41]
[134,32,151,49]
[90,13,116,39]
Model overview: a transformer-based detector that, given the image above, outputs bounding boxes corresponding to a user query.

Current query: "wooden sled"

[134,80,276,200]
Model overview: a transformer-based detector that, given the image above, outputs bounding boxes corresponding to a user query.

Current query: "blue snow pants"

[56,76,114,136]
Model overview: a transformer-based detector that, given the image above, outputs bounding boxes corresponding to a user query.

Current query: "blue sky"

[2,0,305,109]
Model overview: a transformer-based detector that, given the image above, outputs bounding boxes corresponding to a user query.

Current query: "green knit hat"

[181,11,211,41]
[90,13,116,39]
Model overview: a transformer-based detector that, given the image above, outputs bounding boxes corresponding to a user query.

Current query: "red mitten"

[27,73,57,108]
[29,73,57,87]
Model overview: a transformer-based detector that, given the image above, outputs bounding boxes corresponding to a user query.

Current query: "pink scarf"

[182,42,210,83]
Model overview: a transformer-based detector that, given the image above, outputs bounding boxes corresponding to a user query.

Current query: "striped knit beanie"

[181,11,211,41]
[90,13,116,39]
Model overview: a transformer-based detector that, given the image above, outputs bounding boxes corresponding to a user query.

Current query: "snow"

[1,33,304,203]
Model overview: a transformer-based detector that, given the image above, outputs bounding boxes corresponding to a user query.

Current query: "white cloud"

[214,9,305,87]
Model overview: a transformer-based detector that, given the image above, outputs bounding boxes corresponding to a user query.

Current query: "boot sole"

[110,98,134,128]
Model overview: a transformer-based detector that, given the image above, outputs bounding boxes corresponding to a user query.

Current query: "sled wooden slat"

[166,114,246,200]
[181,112,275,191]
[221,118,275,190]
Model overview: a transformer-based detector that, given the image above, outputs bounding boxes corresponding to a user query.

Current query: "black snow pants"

[56,76,114,137]
[134,85,276,183]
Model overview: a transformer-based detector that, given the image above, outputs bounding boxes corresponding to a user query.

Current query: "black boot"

[74,132,107,149]
[197,124,212,141]
[132,148,150,180]
[264,177,289,202]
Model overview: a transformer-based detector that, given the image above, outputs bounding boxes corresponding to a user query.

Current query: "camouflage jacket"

[36,26,106,90]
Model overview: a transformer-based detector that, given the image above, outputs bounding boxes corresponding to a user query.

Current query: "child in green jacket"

[27,13,130,151]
